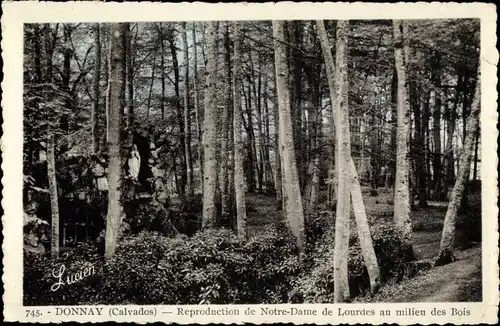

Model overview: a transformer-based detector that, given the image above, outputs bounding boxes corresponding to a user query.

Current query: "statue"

[128,144,141,182]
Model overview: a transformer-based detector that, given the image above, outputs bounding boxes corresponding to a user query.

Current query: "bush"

[24,224,299,305]
[102,225,299,304]
[24,242,104,305]
[290,223,411,303]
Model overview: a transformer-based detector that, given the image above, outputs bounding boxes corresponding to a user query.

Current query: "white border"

[2,1,498,324]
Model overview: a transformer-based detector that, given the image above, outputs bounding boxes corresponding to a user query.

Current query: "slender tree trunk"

[47,133,59,259]
[92,23,101,154]
[126,24,134,127]
[169,29,187,198]
[436,66,480,265]
[263,75,274,193]
[316,21,338,208]
[414,86,428,208]
[232,22,247,239]
[160,23,166,121]
[146,48,157,119]
[220,23,232,215]
[393,20,414,258]
[192,22,203,185]
[249,53,264,193]
[423,91,431,198]
[182,22,194,197]
[389,68,398,189]
[272,67,283,203]
[273,20,306,263]
[350,158,381,293]
[43,24,60,260]
[321,20,382,294]
[202,22,219,228]
[432,53,443,200]
[472,126,480,181]
[105,23,126,260]
[332,20,351,303]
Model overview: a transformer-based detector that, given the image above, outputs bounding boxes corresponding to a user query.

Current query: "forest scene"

[23,19,482,305]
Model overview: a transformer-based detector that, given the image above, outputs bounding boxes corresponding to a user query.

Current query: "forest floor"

[244,187,482,303]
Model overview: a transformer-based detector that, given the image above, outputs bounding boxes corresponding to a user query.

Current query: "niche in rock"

[133,132,153,193]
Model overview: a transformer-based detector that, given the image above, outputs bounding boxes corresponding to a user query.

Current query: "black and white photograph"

[21,17,484,305]
[2,2,498,323]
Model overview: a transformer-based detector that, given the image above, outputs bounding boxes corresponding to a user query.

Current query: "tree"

[168,26,187,198]
[192,22,204,184]
[126,24,135,127]
[232,21,247,240]
[393,20,414,258]
[202,22,219,228]
[349,158,381,293]
[159,23,166,121]
[220,23,232,215]
[105,23,127,260]
[47,133,59,259]
[436,65,480,266]
[43,24,60,260]
[332,20,351,303]
[182,22,194,197]
[318,18,381,299]
[272,20,306,263]
[91,23,101,154]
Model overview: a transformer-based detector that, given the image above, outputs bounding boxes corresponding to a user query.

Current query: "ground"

[245,187,482,303]
[365,247,481,302]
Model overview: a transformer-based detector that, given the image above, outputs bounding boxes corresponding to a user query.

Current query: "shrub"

[24,242,104,305]
[102,225,299,304]
[290,223,411,303]
[24,224,300,305]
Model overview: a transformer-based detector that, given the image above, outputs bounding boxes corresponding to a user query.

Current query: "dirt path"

[369,247,482,302]
[246,193,282,237]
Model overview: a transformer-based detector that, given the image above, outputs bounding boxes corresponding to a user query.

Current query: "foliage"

[291,221,414,303]
[24,225,300,305]
[24,243,104,305]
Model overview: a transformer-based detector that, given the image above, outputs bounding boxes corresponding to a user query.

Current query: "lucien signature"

[50,264,96,292]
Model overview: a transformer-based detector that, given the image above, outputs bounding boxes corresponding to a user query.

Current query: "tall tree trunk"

[393,20,414,259]
[47,133,59,259]
[263,75,274,193]
[169,29,187,198]
[126,24,134,127]
[232,22,247,240]
[288,21,305,191]
[273,20,306,263]
[192,22,203,185]
[105,23,127,260]
[43,24,60,260]
[436,66,480,265]
[202,22,219,228]
[350,158,381,293]
[272,65,283,203]
[472,126,480,181]
[220,23,232,215]
[389,68,397,189]
[423,91,431,198]
[432,52,443,200]
[321,19,382,294]
[159,23,166,121]
[146,47,157,119]
[316,21,337,207]
[414,85,428,208]
[248,53,264,193]
[182,22,194,197]
[92,23,101,154]
[332,20,351,303]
